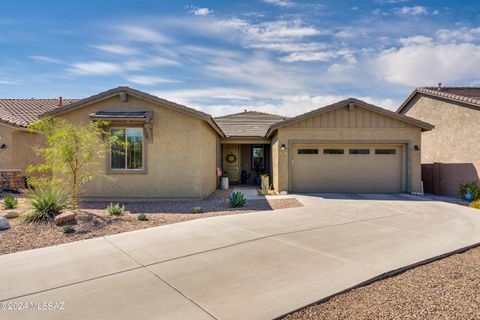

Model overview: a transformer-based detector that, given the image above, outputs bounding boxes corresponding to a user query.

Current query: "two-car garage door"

[291,144,404,193]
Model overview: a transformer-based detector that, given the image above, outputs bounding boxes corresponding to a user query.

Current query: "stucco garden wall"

[403,95,480,196]
[59,94,218,199]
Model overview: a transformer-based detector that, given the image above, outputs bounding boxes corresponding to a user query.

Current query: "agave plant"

[228,191,246,208]
[25,185,70,223]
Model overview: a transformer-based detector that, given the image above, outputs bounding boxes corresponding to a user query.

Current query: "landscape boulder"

[54,210,77,226]
[0,217,11,230]
[3,211,19,219]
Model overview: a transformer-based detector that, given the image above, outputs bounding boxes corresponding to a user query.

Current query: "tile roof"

[214,111,286,137]
[397,87,480,113]
[0,98,78,128]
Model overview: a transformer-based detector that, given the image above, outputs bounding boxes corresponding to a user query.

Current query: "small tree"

[28,117,115,209]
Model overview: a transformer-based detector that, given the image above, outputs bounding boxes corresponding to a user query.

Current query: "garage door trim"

[287,139,412,193]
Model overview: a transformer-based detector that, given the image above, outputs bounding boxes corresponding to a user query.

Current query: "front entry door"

[223,144,240,184]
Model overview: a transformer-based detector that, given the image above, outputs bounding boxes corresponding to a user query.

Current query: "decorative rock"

[54,210,77,226]
[3,211,19,219]
[0,217,11,230]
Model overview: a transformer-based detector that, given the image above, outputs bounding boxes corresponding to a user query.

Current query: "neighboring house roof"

[0,98,78,128]
[44,86,225,137]
[267,98,434,137]
[214,111,286,137]
[397,87,480,113]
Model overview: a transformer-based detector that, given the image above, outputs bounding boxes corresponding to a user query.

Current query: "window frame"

[323,148,344,155]
[298,148,319,155]
[252,145,265,170]
[108,126,147,174]
[375,149,397,155]
[349,148,370,155]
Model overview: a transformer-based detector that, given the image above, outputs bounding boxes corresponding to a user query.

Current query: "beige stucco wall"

[272,106,423,193]
[59,94,218,199]
[402,95,480,196]
[0,123,44,174]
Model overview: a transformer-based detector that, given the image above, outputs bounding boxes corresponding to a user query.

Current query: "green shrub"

[3,194,17,209]
[63,225,75,234]
[459,182,480,200]
[24,186,70,223]
[228,191,246,208]
[107,203,124,216]
[193,207,203,214]
[137,213,148,221]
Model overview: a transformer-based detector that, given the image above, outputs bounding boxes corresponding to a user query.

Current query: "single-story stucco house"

[0,86,433,199]
[397,86,480,197]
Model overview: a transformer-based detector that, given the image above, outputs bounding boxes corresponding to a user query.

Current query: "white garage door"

[291,144,404,193]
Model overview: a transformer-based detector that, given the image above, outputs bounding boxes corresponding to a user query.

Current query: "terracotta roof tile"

[0,98,78,127]
[398,87,480,113]
[214,111,286,137]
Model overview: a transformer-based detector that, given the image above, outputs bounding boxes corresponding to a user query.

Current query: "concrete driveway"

[2,194,480,320]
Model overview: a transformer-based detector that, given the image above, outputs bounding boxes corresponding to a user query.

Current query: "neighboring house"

[397,86,480,197]
[0,86,432,199]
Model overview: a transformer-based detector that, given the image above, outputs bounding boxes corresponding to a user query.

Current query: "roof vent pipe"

[58,96,63,107]
[437,82,442,91]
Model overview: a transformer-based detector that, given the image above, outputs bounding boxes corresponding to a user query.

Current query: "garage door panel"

[292,144,403,193]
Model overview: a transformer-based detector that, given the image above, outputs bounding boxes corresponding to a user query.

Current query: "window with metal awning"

[89,111,153,141]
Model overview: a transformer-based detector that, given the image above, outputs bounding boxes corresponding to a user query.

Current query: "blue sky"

[1,0,480,116]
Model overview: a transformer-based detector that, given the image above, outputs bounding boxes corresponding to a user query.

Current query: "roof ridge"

[215,110,286,119]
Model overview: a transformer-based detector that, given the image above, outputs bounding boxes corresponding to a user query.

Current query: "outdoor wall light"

[414,145,420,151]
[0,144,6,149]
[281,144,287,151]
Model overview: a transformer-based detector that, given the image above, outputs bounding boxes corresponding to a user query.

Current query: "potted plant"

[260,173,269,190]
[221,171,229,190]
[459,182,479,201]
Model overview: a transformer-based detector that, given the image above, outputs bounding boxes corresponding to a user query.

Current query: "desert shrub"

[63,225,75,234]
[228,191,246,208]
[469,199,480,209]
[137,213,148,221]
[3,194,17,209]
[193,207,203,214]
[459,182,480,200]
[24,186,70,223]
[107,203,124,216]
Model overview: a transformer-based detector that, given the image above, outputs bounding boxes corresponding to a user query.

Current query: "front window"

[111,128,144,170]
[252,145,265,169]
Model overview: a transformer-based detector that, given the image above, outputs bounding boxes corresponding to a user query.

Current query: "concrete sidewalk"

[2,194,480,320]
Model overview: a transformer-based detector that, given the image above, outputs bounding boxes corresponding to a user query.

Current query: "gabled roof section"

[397,87,480,113]
[214,110,286,137]
[0,98,78,128]
[44,86,224,137]
[267,98,434,137]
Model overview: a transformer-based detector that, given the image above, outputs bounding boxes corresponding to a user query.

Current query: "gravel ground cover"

[0,189,302,255]
[284,246,480,320]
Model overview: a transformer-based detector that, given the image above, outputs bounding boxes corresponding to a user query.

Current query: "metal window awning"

[89,111,153,140]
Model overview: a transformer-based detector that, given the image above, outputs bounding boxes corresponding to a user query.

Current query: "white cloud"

[118,25,167,43]
[68,61,122,75]
[28,55,63,64]
[124,56,180,70]
[93,44,139,55]
[399,35,432,46]
[193,8,212,16]
[395,6,428,16]
[263,0,296,7]
[377,43,480,86]
[280,51,337,62]
[127,75,181,85]
[247,42,326,53]
[243,20,323,43]
[0,79,19,85]
[192,94,398,117]
[436,27,480,43]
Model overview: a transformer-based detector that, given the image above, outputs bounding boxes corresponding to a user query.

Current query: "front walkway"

[2,194,480,320]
